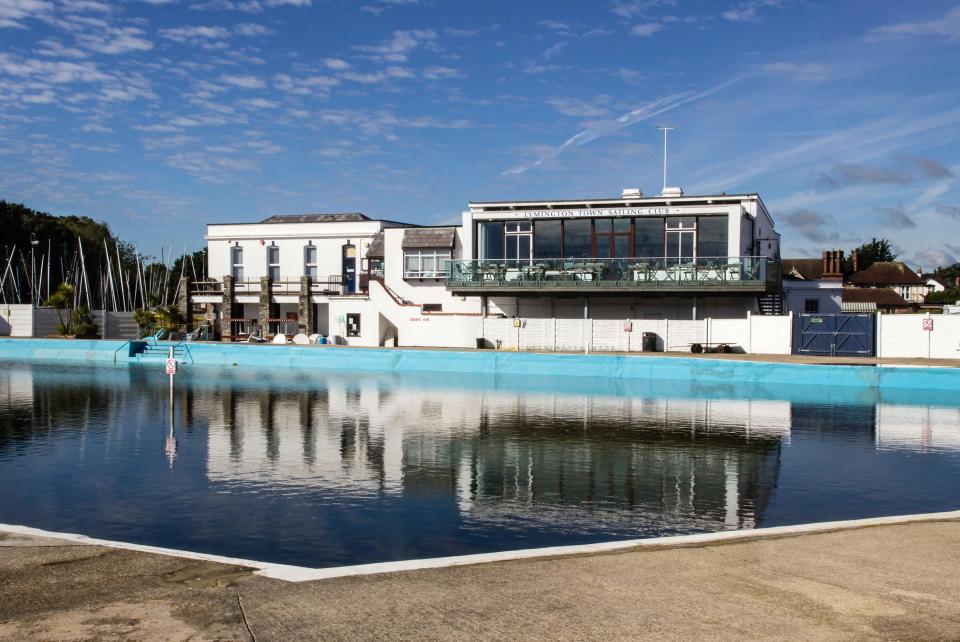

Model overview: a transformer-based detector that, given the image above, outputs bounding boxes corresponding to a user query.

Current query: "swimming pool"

[1,352,958,569]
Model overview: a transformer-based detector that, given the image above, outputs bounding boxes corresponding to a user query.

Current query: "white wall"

[0,304,33,337]
[488,295,754,321]
[206,219,388,285]
[482,313,793,354]
[877,313,960,359]
[782,280,842,315]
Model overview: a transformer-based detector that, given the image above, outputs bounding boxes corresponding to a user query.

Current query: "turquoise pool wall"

[1,338,958,392]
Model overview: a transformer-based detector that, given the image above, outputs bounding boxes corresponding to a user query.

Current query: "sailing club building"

[187,188,782,349]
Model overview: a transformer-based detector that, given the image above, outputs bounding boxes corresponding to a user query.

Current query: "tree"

[46,283,74,335]
[844,238,897,276]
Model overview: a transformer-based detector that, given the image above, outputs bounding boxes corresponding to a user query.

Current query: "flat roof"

[468,193,761,208]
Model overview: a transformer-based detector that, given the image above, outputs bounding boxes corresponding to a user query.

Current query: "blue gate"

[793,314,875,357]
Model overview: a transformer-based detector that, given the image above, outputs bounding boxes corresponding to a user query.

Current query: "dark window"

[478,222,504,260]
[421,303,443,312]
[594,218,632,258]
[634,217,663,257]
[534,220,562,258]
[563,219,592,259]
[804,298,820,313]
[697,216,728,258]
[346,313,361,337]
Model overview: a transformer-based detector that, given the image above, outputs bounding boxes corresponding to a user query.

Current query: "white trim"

[2,510,958,583]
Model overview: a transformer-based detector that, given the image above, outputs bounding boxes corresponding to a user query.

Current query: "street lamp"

[29,233,39,306]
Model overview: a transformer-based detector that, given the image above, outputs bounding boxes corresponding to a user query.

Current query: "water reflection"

[1,361,959,568]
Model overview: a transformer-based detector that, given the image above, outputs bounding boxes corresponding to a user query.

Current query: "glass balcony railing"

[446,257,780,290]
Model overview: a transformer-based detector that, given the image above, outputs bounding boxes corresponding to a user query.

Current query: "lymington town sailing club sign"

[478,207,685,220]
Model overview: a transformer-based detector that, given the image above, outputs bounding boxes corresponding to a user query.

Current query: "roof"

[842,287,911,307]
[841,301,877,313]
[468,193,760,208]
[782,258,824,280]
[402,227,456,249]
[366,232,384,258]
[259,212,371,224]
[848,261,923,286]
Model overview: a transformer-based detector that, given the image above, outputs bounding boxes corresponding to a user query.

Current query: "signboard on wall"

[474,207,693,220]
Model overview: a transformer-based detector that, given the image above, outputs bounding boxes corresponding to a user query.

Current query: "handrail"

[371,279,415,306]
[112,340,131,364]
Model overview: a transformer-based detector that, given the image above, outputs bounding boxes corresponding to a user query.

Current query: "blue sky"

[1,0,959,268]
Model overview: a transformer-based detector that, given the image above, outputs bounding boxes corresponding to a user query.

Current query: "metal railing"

[190,280,223,295]
[446,256,780,289]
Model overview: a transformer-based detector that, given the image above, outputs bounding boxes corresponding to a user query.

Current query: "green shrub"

[70,306,99,338]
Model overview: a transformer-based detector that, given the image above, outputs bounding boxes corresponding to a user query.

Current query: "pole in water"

[166,346,178,468]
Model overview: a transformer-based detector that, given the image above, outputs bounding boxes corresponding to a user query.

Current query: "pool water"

[1,360,958,569]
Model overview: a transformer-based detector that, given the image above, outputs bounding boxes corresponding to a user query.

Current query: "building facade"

[189,189,783,348]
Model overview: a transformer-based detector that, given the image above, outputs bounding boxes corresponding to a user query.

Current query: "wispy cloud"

[502,77,743,176]
[869,6,960,41]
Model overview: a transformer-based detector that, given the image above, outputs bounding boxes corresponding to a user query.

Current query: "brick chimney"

[822,249,844,281]
[852,251,858,274]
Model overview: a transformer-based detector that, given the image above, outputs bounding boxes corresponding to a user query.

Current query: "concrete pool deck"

[3,518,960,640]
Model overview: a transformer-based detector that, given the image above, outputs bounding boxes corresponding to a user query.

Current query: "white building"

[780,252,844,315]
[190,189,783,348]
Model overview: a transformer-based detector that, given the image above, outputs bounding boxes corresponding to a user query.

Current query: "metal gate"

[793,314,875,357]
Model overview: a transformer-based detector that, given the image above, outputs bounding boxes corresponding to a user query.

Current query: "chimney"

[852,251,858,274]
[822,250,829,277]
[823,249,844,281]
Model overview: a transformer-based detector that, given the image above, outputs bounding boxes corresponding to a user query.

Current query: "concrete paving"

[2,520,960,641]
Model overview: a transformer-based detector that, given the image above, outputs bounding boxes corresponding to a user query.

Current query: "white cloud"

[721,0,787,23]
[353,29,437,62]
[422,65,460,80]
[160,24,231,42]
[610,0,676,19]
[233,22,272,36]
[547,95,613,118]
[503,77,743,175]
[220,73,265,88]
[238,97,278,109]
[869,7,960,41]
[630,22,663,36]
[759,61,831,81]
[76,26,154,54]
[0,0,53,29]
[273,72,338,94]
[323,57,350,70]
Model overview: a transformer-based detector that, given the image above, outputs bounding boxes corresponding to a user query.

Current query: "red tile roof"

[848,261,923,286]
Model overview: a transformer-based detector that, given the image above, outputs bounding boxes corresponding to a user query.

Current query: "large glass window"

[534,220,562,258]
[665,217,696,262]
[404,248,450,278]
[595,218,632,258]
[505,222,532,262]
[478,222,504,260]
[634,217,664,257]
[697,216,728,258]
[231,245,244,281]
[303,244,317,279]
[563,219,592,259]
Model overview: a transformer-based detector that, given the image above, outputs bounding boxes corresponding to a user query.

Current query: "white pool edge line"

[3,510,960,582]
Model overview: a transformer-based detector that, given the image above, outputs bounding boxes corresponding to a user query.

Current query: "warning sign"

[922,318,933,332]
[165,358,177,375]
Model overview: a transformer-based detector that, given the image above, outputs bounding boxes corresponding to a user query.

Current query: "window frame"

[804,298,820,313]
[403,248,451,279]
[231,245,244,281]
[266,244,280,281]
[303,244,317,279]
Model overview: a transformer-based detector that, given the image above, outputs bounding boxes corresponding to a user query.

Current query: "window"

[478,221,504,260]
[346,313,360,337]
[534,220,562,258]
[665,217,696,262]
[404,248,450,278]
[563,219,592,259]
[267,245,280,280]
[231,245,244,281]
[634,217,664,257]
[422,303,443,312]
[594,218,632,258]
[804,298,820,313]
[505,221,532,262]
[304,244,317,279]
[697,216,728,258]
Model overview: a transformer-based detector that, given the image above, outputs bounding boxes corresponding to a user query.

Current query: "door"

[342,243,357,294]
[793,314,875,357]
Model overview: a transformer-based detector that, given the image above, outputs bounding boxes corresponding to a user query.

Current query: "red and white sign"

[623,320,633,332]
[922,318,933,332]
[165,358,177,375]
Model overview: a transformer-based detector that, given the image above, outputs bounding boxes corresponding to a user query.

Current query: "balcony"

[445,257,781,296]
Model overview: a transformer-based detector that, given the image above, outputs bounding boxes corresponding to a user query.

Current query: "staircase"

[128,340,189,363]
[757,294,784,316]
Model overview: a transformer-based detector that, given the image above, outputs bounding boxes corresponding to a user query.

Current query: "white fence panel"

[879,314,960,359]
